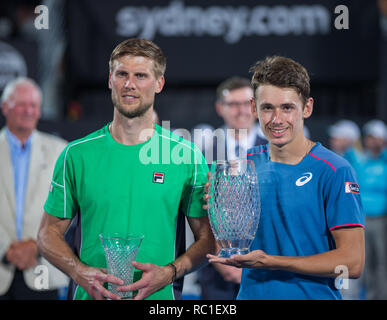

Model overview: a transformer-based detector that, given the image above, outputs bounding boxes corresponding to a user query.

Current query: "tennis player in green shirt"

[37,38,216,300]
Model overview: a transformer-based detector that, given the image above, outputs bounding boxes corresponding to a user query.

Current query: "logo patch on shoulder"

[345,182,360,194]
[153,172,164,184]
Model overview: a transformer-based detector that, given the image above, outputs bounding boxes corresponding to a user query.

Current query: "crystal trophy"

[99,233,144,299]
[208,159,260,257]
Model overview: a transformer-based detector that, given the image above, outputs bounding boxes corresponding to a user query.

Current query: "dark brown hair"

[250,56,310,104]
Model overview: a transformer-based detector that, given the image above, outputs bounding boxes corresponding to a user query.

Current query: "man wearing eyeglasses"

[213,77,267,161]
[199,76,267,300]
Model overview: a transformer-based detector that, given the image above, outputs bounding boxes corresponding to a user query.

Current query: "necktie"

[235,143,239,158]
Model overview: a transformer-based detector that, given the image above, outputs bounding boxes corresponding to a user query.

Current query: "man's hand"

[117,261,173,300]
[6,239,39,270]
[214,263,242,283]
[207,250,272,269]
[73,263,124,300]
[208,227,365,279]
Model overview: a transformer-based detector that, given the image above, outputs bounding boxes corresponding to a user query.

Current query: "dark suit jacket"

[199,126,266,299]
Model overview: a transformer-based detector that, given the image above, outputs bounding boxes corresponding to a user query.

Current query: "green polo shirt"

[44,123,208,300]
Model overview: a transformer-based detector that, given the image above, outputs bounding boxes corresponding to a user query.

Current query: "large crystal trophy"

[208,159,260,257]
[99,233,144,299]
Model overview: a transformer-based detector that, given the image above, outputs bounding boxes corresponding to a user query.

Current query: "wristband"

[167,262,177,283]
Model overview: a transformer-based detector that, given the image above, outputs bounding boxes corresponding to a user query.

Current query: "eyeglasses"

[222,100,252,108]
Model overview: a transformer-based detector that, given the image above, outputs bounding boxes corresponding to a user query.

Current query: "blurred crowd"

[328,119,387,300]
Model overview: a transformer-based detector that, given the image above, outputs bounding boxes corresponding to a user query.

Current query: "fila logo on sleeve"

[153,172,165,184]
[295,172,313,186]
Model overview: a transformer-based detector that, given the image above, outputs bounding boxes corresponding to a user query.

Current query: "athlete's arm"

[177,216,217,276]
[208,227,364,279]
[120,216,217,300]
[37,212,123,300]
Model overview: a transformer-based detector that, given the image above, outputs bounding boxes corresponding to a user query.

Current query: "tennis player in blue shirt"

[206,56,365,300]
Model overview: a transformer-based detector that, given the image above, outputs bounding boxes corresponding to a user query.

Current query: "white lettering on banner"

[116,0,331,44]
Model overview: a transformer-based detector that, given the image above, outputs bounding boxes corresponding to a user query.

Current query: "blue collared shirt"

[5,127,32,240]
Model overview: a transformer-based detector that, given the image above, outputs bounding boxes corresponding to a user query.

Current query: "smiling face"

[109,55,164,119]
[2,82,41,135]
[255,85,313,148]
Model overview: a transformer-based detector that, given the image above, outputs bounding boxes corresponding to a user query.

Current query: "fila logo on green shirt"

[153,172,165,184]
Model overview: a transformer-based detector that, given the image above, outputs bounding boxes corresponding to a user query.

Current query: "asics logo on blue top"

[295,172,313,186]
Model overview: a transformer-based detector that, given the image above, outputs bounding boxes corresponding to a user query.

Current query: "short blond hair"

[109,38,166,78]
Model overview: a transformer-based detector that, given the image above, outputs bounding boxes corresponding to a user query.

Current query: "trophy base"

[217,239,253,257]
[218,248,250,258]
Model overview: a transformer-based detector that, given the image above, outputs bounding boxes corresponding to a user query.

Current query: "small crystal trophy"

[99,233,144,299]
